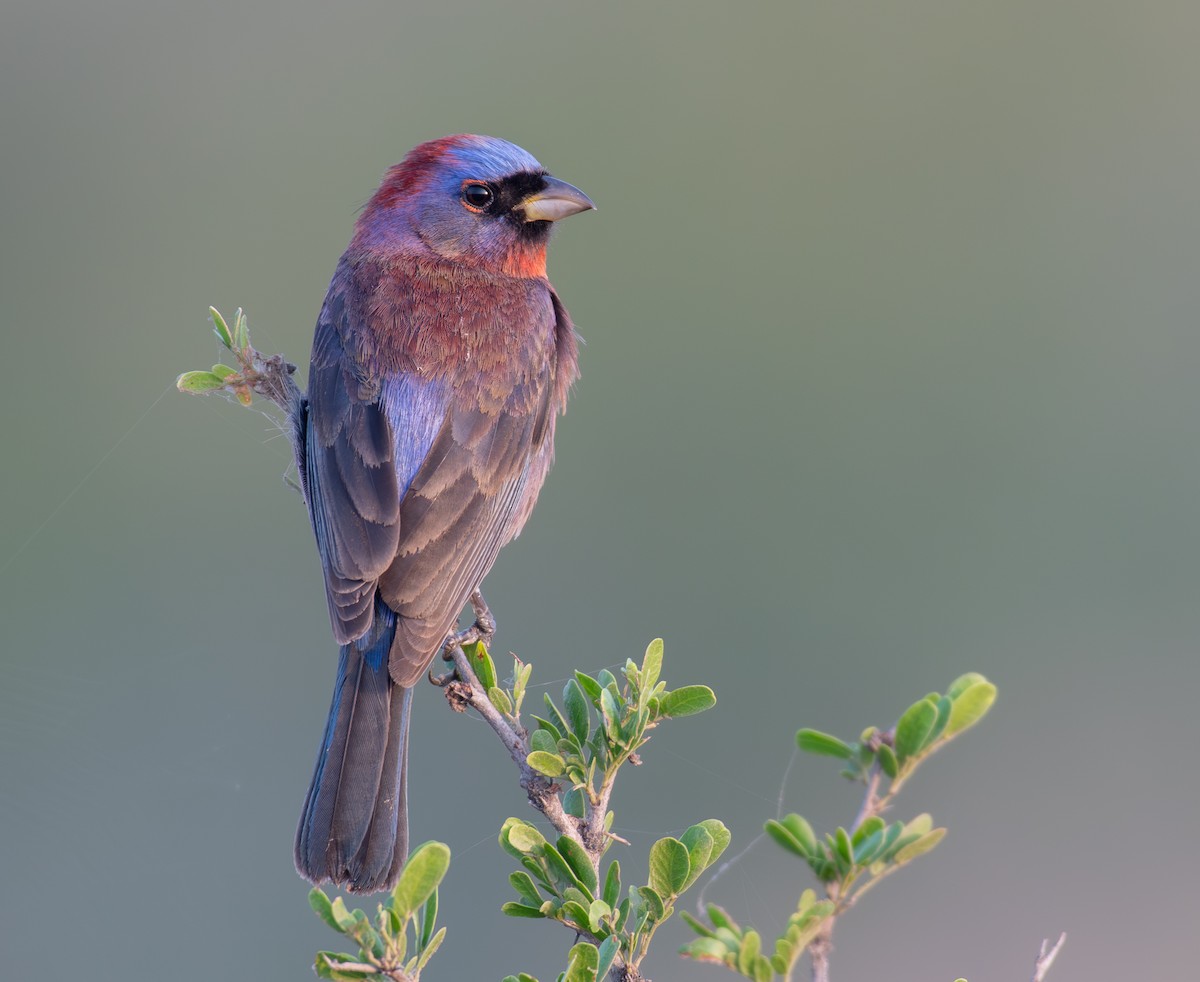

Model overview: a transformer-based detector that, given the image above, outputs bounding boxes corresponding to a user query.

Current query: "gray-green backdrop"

[2,2,1196,980]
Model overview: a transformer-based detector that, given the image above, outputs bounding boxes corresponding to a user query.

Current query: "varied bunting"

[292,135,593,892]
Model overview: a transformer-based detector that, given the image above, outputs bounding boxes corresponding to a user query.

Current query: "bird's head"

[354,134,594,278]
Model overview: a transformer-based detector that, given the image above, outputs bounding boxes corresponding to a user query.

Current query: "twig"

[808,880,838,982]
[810,751,895,980]
[441,642,584,850]
[1031,933,1066,982]
[440,642,642,982]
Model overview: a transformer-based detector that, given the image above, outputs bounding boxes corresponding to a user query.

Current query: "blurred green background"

[2,2,1197,979]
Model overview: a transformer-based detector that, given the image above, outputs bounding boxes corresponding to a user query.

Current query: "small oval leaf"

[659,685,716,718]
[894,698,938,763]
[391,841,450,919]
[796,728,854,759]
[944,680,997,737]
[488,686,513,716]
[649,836,691,896]
[527,751,566,777]
[176,370,227,393]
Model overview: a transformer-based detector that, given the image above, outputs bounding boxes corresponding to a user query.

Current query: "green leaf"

[679,826,714,890]
[560,900,591,930]
[796,728,854,759]
[414,925,445,974]
[853,827,885,865]
[852,815,885,846]
[600,687,622,743]
[489,686,513,716]
[706,903,741,933]
[329,896,356,932]
[596,935,619,980]
[649,836,691,896]
[876,743,899,778]
[391,841,450,919]
[501,902,546,918]
[532,715,562,741]
[597,668,619,691]
[544,843,589,896]
[696,819,731,866]
[564,941,599,982]
[210,363,238,380]
[904,812,933,837]
[176,370,227,393]
[598,860,620,907]
[659,685,716,718]
[502,818,547,856]
[465,641,496,691]
[834,827,853,868]
[527,751,566,777]
[513,659,533,712]
[523,857,553,892]
[944,680,997,737]
[946,671,989,700]
[894,698,938,763]
[209,307,234,348]
[893,827,946,865]
[737,929,762,977]
[346,909,381,956]
[680,937,732,965]
[641,638,664,693]
[530,728,558,754]
[681,909,716,938]
[233,307,248,350]
[557,836,598,896]
[779,814,816,855]
[510,871,543,906]
[308,888,342,932]
[543,694,571,736]
[419,887,438,949]
[927,695,953,745]
[564,679,590,744]
[765,819,809,858]
[574,671,602,702]
[637,885,666,922]
[562,787,585,818]
[587,898,612,933]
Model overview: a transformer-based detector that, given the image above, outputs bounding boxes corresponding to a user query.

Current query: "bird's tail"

[295,599,411,893]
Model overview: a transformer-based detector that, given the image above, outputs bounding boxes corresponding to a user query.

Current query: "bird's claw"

[428,665,457,687]
[442,589,496,655]
[432,590,497,687]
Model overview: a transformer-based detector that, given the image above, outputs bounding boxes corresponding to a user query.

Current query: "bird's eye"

[461,183,494,210]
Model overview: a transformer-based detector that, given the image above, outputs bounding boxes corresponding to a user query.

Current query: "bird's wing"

[378,371,557,685]
[304,261,563,676]
[303,279,404,644]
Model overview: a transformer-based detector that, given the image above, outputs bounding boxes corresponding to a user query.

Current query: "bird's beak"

[519,177,595,223]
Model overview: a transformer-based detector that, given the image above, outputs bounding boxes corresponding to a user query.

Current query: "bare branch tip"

[1032,932,1067,982]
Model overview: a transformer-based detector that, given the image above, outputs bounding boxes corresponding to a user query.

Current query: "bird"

[292,135,593,893]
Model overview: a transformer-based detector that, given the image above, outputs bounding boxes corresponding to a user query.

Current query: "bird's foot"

[429,590,496,687]
[445,589,496,652]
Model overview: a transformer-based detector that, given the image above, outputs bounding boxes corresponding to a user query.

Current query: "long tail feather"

[295,600,411,893]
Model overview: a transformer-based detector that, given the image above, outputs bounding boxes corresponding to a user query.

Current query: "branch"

[438,643,583,850]
[1031,933,1066,982]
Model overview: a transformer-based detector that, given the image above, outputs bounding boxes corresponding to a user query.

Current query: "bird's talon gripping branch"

[428,664,457,687]
[443,589,498,653]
